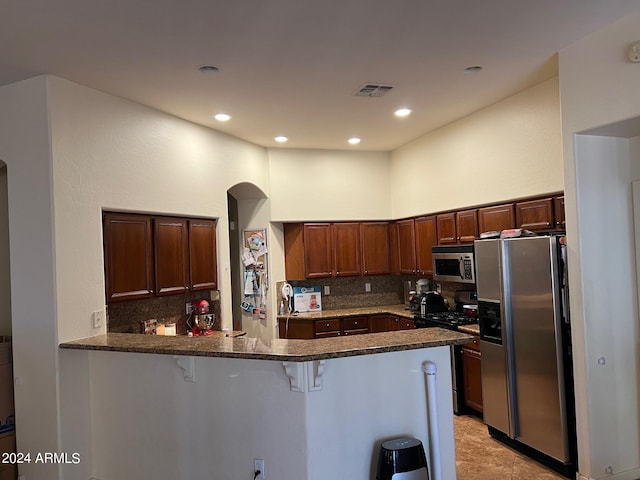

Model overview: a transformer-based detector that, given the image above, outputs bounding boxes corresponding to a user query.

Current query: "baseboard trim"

[577,466,640,480]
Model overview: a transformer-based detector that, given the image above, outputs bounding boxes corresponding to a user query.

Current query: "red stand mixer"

[187,299,215,336]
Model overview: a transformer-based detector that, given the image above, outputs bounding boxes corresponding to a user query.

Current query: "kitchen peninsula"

[60,328,471,479]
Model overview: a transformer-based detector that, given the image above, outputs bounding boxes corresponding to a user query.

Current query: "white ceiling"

[1,0,639,151]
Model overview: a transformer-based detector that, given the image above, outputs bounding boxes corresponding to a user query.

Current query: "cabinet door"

[103,213,155,302]
[361,222,390,275]
[396,219,417,274]
[284,223,305,280]
[415,216,437,276]
[154,217,190,296]
[478,204,515,234]
[515,198,554,231]
[303,223,334,278]
[457,209,478,244]
[189,219,217,291]
[369,315,391,333]
[437,213,457,244]
[554,196,565,230]
[462,346,483,413]
[332,223,361,277]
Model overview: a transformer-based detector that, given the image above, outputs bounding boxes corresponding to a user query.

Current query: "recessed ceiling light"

[348,137,361,145]
[394,108,412,118]
[463,66,482,74]
[199,65,221,73]
[214,113,231,122]
[274,136,288,143]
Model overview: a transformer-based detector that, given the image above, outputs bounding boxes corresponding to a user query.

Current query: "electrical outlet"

[185,302,193,315]
[324,285,330,295]
[92,310,104,329]
[365,282,371,292]
[254,458,265,479]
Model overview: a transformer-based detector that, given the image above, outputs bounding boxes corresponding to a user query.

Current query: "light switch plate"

[365,282,371,292]
[324,285,330,295]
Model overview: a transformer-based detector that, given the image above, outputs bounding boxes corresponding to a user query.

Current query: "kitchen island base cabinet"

[60,345,458,480]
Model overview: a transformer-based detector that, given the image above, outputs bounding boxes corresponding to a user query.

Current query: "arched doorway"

[227,182,269,336]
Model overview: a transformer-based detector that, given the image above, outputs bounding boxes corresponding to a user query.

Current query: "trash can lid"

[381,437,423,451]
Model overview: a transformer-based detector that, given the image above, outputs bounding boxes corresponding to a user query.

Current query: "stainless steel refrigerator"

[475,235,575,476]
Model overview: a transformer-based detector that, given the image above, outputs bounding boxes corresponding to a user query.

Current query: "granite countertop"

[59,329,473,362]
[457,324,480,336]
[277,304,415,321]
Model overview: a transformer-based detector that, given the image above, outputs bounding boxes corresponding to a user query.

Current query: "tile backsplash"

[280,275,409,311]
[107,291,221,335]
[277,276,475,312]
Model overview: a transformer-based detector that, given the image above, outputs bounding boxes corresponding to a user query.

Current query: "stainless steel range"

[414,311,477,330]
[412,290,478,415]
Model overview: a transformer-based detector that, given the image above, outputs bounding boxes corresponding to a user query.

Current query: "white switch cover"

[365,283,371,292]
[324,285,330,295]
[92,310,104,329]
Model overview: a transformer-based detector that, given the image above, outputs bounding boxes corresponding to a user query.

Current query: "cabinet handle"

[546,222,551,226]
[326,323,330,328]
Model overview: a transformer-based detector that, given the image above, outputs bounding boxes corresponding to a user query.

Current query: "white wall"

[46,76,270,342]
[390,77,563,218]
[61,345,453,480]
[0,165,11,335]
[268,148,392,221]
[0,76,62,479]
[559,11,640,480]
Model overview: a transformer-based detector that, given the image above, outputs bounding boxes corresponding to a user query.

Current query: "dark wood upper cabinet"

[284,223,305,280]
[415,216,437,276]
[396,219,417,274]
[515,198,554,231]
[154,217,190,296]
[360,222,390,276]
[437,213,457,245]
[478,204,515,234]
[332,222,361,277]
[554,196,565,230]
[456,209,478,244]
[104,212,218,302]
[303,223,334,278]
[189,219,218,291]
[103,212,155,302]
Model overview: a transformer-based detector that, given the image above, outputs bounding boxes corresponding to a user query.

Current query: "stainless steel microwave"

[432,245,476,284]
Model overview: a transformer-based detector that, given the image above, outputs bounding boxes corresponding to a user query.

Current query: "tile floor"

[454,414,566,480]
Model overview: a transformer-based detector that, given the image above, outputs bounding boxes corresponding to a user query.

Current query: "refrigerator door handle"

[501,239,518,439]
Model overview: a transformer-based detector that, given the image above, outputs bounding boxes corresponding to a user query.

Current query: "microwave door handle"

[459,257,464,279]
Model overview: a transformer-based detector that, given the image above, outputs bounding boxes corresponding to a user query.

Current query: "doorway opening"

[227,182,269,336]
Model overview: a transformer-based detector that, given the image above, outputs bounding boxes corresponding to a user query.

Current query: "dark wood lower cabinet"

[461,337,483,414]
[278,314,413,338]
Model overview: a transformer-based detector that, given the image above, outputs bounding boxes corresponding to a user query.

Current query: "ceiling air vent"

[352,83,395,97]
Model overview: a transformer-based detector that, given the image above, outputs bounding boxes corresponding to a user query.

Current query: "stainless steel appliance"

[475,235,575,477]
[432,245,475,284]
[413,291,478,415]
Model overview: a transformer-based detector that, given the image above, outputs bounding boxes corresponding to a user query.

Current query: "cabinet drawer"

[462,336,480,352]
[342,316,369,330]
[343,328,369,336]
[314,331,341,339]
[398,318,415,329]
[315,319,341,333]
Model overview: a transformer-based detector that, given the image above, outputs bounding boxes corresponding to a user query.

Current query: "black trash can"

[376,437,429,480]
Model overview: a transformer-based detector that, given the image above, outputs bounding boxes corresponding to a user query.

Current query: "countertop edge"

[59,330,473,362]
